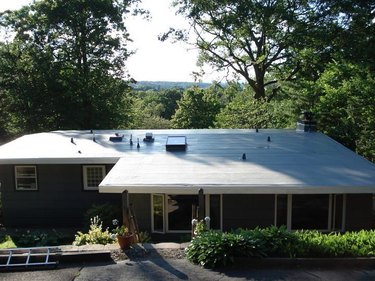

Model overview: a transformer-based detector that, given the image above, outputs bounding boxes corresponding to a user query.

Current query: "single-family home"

[0,122,375,239]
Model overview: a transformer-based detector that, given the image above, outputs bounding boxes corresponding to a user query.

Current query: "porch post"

[122,190,130,227]
[198,188,205,221]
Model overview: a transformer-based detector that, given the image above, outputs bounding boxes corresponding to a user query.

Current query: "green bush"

[185,230,265,268]
[14,229,64,247]
[73,216,115,246]
[235,226,298,257]
[186,227,375,268]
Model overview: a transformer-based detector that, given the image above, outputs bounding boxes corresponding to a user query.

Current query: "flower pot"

[117,234,134,249]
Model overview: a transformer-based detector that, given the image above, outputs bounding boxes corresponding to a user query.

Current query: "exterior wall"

[345,194,374,230]
[222,194,274,231]
[0,164,124,227]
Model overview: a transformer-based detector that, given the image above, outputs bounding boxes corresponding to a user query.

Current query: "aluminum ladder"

[0,247,60,269]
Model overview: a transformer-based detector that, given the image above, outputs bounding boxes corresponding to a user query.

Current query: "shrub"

[138,231,151,244]
[186,227,375,268]
[73,216,115,246]
[185,230,265,268]
[14,229,64,247]
[236,226,298,257]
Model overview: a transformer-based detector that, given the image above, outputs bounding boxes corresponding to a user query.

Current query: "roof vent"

[109,134,124,142]
[143,132,154,142]
[166,136,187,151]
[296,111,317,132]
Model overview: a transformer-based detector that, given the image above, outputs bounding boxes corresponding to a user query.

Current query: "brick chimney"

[296,111,317,132]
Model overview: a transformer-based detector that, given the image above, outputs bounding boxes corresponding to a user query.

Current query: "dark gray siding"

[0,164,127,227]
[222,194,274,231]
[345,194,373,230]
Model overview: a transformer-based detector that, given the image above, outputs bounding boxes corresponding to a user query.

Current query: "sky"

[0,0,220,82]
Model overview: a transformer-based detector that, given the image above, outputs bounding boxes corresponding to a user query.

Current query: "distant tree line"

[0,0,374,162]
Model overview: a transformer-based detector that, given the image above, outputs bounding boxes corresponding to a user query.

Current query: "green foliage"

[314,62,375,162]
[14,229,64,247]
[171,87,221,128]
[194,220,207,236]
[172,0,342,99]
[0,0,141,135]
[112,224,130,237]
[138,231,151,244]
[85,202,121,230]
[0,235,17,249]
[185,230,265,268]
[130,88,183,129]
[215,91,296,129]
[186,227,375,268]
[73,216,115,246]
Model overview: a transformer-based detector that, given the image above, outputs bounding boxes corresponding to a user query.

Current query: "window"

[167,195,198,232]
[152,194,164,233]
[15,166,38,191]
[151,194,222,233]
[292,194,330,230]
[275,194,287,227]
[83,165,106,190]
[274,194,344,231]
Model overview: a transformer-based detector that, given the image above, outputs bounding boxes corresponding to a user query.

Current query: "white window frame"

[151,194,165,233]
[15,165,38,191]
[82,165,106,190]
[274,194,345,232]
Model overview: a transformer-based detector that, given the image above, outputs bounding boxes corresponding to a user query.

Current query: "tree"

[215,88,296,129]
[313,62,375,162]
[0,0,142,135]
[169,0,374,100]
[169,0,327,99]
[171,87,221,128]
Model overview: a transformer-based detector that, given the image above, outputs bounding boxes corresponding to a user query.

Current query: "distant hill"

[131,81,212,91]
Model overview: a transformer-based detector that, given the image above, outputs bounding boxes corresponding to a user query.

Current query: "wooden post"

[122,190,130,228]
[198,188,205,221]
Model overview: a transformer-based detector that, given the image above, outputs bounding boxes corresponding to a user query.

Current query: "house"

[1,124,375,238]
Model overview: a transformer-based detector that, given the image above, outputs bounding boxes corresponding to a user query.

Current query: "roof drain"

[242,153,247,160]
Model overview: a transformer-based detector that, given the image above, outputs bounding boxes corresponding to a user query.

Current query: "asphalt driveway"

[2,257,375,281]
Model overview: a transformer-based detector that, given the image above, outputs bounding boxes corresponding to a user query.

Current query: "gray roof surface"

[1,129,375,194]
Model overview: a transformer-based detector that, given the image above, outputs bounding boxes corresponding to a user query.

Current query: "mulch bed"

[110,247,186,262]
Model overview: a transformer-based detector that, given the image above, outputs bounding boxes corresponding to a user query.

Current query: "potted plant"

[112,219,133,249]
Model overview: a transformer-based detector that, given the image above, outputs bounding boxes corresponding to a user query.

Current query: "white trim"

[151,194,165,234]
[14,165,38,191]
[83,165,106,190]
[99,184,375,194]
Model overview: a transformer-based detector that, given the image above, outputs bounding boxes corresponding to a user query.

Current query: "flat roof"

[1,129,375,193]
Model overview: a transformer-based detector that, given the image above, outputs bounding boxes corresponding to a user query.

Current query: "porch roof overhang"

[99,153,375,195]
